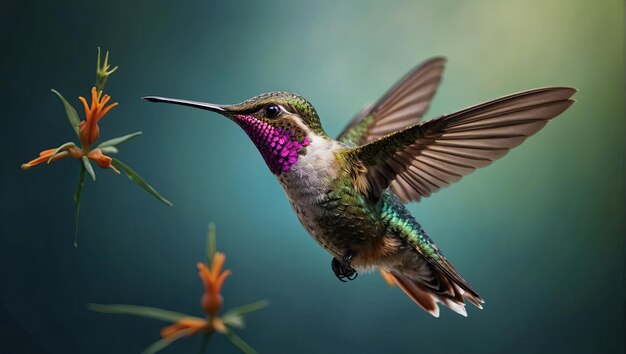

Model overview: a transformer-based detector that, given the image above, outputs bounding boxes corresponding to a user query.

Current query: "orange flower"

[86,148,119,173]
[21,87,119,173]
[20,48,171,247]
[79,87,118,148]
[160,317,209,339]
[21,146,81,170]
[198,252,231,318]
[89,225,266,354]
[159,252,231,340]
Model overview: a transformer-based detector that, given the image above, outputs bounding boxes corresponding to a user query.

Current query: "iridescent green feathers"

[380,192,483,316]
[337,60,574,316]
[225,91,327,137]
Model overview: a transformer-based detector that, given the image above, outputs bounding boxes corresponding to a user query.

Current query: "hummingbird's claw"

[331,250,358,282]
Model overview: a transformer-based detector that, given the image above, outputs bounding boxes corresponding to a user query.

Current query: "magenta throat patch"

[235,114,311,175]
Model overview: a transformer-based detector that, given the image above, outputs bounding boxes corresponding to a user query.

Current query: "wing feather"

[337,57,446,146]
[345,87,576,202]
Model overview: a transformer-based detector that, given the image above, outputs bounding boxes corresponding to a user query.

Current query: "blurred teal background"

[1,1,623,353]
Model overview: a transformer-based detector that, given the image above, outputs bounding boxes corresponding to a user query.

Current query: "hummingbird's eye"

[264,104,281,118]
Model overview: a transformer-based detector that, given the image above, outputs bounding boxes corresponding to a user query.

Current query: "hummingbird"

[144,58,576,317]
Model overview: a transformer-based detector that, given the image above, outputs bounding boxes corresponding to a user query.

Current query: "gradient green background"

[1,1,623,353]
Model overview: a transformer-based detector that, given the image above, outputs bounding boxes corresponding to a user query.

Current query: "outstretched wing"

[337,57,446,147]
[344,87,576,202]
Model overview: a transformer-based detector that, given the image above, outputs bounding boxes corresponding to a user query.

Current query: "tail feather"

[390,271,441,317]
[460,287,484,310]
[388,270,483,317]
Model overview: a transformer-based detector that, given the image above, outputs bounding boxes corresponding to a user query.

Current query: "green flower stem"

[198,333,213,354]
[73,164,86,247]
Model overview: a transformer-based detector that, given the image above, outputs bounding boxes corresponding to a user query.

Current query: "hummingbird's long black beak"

[142,96,227,114]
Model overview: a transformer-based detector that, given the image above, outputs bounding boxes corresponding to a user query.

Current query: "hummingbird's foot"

[331,250,358,282]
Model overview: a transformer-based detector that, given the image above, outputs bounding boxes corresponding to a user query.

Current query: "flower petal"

[46,142,78,164]
[87,149,120,174]
[99,94,111,107]
[211,252,226,280]
[21,147,71,170]
[90,87,98,111]
[160,317,207,339]
[78,96,91,122]
[213,269,231,295]
[197,262,211,292]
[97,102,118,121]
[87,149,111,168]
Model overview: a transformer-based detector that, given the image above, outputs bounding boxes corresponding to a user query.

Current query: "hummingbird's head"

[144,92,327,175]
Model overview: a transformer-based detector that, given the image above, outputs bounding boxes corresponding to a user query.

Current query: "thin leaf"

[140,329,192,354]
[111,158,173,206]
[207,222,216,264]
[82,156,96,181]
[224,328,258,354]
[51,89,80,137]
[99,146,119,154]
[222,300,270,318]
[221,313,244,329]
[222,300,269,329]
[87,303,201,323]
[97,131,142,149]
[73,164,86,247]
[47,141,77,164]
[140,338,177,354]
